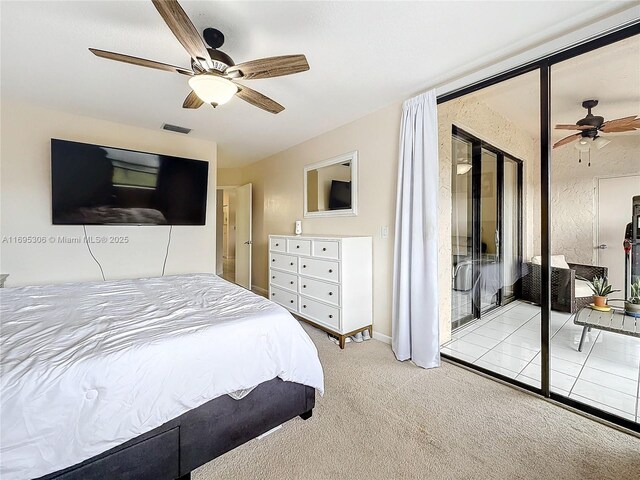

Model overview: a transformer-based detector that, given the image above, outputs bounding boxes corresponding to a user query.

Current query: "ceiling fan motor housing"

[191,48,235,73]
[577,99,604,131]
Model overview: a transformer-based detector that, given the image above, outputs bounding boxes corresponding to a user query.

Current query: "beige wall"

[0,101,217,286]
[551,136,640,264]
[219,103,402,340]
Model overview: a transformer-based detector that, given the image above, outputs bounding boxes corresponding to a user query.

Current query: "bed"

[0,274,324,480]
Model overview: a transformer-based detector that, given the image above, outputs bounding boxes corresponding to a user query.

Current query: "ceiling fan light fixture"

[456,163,472,175]
[593,136,611,150]
[188,74,237,105]
[574,141,590,152]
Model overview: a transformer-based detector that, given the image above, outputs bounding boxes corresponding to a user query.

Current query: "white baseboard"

[251,285,268,297]
[373,331,392,344]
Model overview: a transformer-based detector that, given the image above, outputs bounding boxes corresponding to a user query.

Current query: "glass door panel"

[451,136,474,328]
[502,157,520,302]
[480,148,499,313]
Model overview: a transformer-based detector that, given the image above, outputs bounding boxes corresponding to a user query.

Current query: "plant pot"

[593,295,607,307]
[625,301,640,315]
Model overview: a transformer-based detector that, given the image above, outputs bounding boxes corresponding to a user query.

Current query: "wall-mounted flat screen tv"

[328,180,352,210]
[51,139,209,225]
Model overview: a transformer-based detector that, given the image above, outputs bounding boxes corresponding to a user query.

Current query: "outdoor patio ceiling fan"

[553,100,640,150]
[89,0,309,114]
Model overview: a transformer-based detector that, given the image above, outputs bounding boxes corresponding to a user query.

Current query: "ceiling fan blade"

[235,84,284,114]
[225,55,309,80]
[183,90,203,109]
[151,0,210,68]
[554,124,592,130]
[600,125,637,133]
[553,133,581,149]
[89,48,192,75]
[600,115,638,132]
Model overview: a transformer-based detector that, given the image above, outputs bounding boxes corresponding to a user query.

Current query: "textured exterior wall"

[551,135,640,265]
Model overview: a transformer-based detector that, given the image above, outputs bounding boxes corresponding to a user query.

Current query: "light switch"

[381,226,389,239]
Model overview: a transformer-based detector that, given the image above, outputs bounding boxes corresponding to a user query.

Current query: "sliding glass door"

[441,23,639,432]
[450,128,523,328]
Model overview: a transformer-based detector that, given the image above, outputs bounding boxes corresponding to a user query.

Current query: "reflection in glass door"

[480,149,499,313]
[450,127,523,328]
[502,157,521,302]
[451,136,474,327]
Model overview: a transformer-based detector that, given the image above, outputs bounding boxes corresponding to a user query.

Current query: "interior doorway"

[597,175,640,294]
[215,183,252,289]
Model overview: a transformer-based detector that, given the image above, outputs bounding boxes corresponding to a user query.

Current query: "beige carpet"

[195,323,640,480]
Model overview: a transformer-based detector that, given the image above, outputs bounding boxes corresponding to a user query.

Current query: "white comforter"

[0,274,324,480]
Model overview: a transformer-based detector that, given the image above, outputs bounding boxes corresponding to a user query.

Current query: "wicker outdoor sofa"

[520,261,608,313]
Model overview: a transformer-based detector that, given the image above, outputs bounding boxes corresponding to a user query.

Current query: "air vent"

[162,124,191,134]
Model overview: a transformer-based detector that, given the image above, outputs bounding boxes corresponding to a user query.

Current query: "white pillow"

[530,255,570,269]
[575,279,593,298]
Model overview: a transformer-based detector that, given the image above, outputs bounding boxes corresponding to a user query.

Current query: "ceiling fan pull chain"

[588,150,591,167]
[578,151,581,163]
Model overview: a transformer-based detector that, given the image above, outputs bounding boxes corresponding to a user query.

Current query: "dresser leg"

[368,325,373,336]
[339,335,346,349]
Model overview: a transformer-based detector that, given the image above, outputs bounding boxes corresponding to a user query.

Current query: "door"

[502,156,521,302]
[597,175,640,293]
[479,148,500,313]
[235,183,252,290]
[451,127,523,329]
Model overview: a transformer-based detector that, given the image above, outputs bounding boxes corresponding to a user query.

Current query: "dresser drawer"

[300,277,339,306]
[299,257,339,282]
[270,286,298,311]
[300,297,340,330]
[270,270,298,292]
[312,240,339,259]
[270,253,298,273]
[270,237,286,252]
[287,238,311,256]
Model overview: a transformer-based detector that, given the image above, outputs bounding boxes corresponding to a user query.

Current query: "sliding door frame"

[439,21,640,433]
[451,126,524,322]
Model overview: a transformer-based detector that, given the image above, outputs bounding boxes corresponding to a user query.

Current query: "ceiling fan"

[89,0,309,114]
[553,99,640,150]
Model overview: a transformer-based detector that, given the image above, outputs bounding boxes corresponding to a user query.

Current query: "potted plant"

[586,276,619,308]
[625,278,640,317]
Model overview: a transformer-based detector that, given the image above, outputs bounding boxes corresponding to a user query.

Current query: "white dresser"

[268,234,373,348]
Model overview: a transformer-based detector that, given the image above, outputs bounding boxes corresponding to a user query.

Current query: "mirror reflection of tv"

[328,180,351,210]
[51,139,208,225]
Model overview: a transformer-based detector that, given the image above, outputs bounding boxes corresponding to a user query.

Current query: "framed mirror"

[304,151,358,218]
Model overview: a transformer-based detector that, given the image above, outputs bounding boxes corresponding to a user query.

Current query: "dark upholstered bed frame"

[36,378,315,480]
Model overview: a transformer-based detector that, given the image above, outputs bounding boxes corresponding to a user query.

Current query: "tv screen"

[51,139,209,225]
[328,180,351,210]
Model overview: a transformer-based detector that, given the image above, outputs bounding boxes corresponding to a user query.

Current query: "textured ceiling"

[476,35,640,140]
[1,1,637,166]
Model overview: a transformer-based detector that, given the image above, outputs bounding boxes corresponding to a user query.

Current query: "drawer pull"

[290,281,294,284]
[296,245,300,249]
[272,276,275,279]
[303,265,307,268]
[272,259,275,262]
[322,247,327,251]
[303,305,307,308]
[303,285,307,288]
[271,293,275,296]
[290,262,294,266]
[290,300,294,304]
[329,292,333,296]
[276,243,279,246]
[329,269,333,273]
[329,314,333,319]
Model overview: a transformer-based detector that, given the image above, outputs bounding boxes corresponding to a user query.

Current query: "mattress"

[0,274,324,480]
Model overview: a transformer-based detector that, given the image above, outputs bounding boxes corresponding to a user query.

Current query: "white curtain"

[392,90,440,369]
